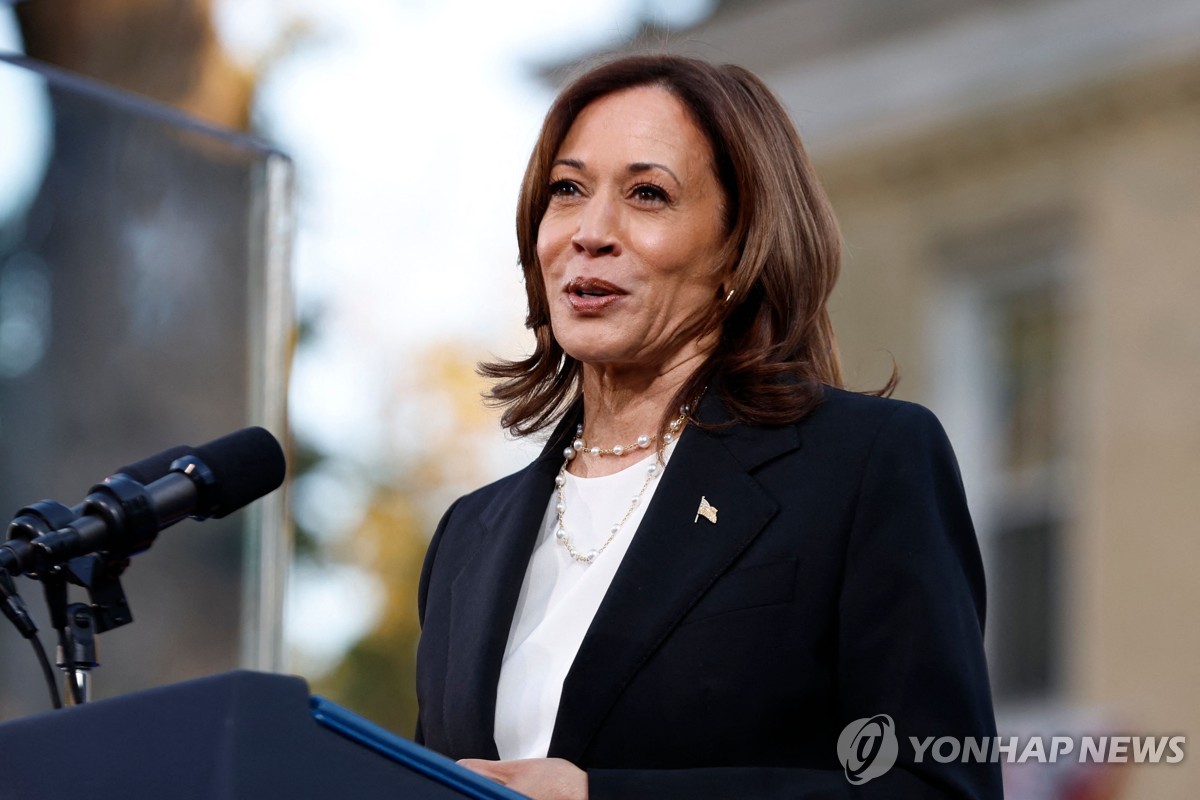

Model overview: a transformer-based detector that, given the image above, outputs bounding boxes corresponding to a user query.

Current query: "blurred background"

[1,1,1197,798]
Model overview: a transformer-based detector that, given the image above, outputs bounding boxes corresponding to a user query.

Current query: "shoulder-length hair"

[482,54,886,436]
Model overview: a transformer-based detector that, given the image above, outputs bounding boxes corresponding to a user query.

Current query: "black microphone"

[0,427,285,578]
[6,445,198,547]
[113,445,197,486]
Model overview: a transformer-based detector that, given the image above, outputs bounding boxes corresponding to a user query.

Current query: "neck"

[571,349,705,478]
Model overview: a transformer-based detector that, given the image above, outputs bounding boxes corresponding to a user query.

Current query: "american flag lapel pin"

[694,496,718,524]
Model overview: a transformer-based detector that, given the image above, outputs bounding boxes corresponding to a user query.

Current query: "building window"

[930,225,1071,704]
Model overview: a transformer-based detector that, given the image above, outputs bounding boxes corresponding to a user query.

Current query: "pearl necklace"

[562,408,686,460]
[554,407,687,564]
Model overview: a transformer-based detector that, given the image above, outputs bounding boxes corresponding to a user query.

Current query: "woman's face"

[537,85,728,375]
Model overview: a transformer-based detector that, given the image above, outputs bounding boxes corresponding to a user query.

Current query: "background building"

[592,1,1198,797]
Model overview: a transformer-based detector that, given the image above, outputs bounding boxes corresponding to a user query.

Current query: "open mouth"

[564,277,626,313]
[565,277,625,298]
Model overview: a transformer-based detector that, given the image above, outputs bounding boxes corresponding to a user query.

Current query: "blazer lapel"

[549,395,801,761]
[441,411,579,759]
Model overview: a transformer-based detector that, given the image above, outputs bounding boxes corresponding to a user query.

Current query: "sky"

[211,0,717,670]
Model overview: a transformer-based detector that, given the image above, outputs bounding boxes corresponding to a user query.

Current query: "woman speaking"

[415,55,1002,799]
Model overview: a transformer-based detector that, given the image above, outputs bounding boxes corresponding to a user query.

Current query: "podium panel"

[0,671,522,800]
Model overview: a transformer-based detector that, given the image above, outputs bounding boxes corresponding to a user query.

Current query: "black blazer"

[416,386,1003,799]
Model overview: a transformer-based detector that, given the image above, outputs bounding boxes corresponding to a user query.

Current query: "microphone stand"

[9,499,135,706]
[59,604,99,704]
[41,574,84,705]
[43,552,134,705]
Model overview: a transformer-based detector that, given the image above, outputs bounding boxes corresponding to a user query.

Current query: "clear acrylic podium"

[0,49,292,713]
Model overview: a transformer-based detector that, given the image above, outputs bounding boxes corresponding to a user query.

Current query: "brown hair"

[482,54,890,436]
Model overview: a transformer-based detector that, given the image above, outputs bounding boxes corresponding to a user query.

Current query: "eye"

[548,179,581,197]
[631,182,670,205]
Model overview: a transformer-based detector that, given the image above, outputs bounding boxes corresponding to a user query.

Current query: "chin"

[551,321,626,362]
[561,345,632,367]
[555,337,634,367]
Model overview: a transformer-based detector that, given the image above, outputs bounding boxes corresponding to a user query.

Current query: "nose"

[571,195,621,257]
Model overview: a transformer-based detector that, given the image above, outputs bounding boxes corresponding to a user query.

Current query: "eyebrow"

[551,158,680,184]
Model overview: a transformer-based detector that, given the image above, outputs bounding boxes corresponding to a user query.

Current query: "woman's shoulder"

[799,384,955,454]
[810,383,941,423]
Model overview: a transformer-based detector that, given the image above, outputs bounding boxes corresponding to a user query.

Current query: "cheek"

[536,214,570,270]
[651,240,722,297]
[537,233,562,303]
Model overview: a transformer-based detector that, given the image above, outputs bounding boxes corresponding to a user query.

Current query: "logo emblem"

[694,496,718,524]
[837,714,898,785]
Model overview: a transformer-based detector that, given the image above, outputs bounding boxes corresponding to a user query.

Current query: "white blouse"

[493,442,677,760]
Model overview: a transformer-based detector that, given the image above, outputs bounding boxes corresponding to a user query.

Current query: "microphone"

[5,445,198,546]
[0,427,285,578]
[113,445,197,486]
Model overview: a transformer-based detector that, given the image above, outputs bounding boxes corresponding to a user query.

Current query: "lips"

[564,277,627,313]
